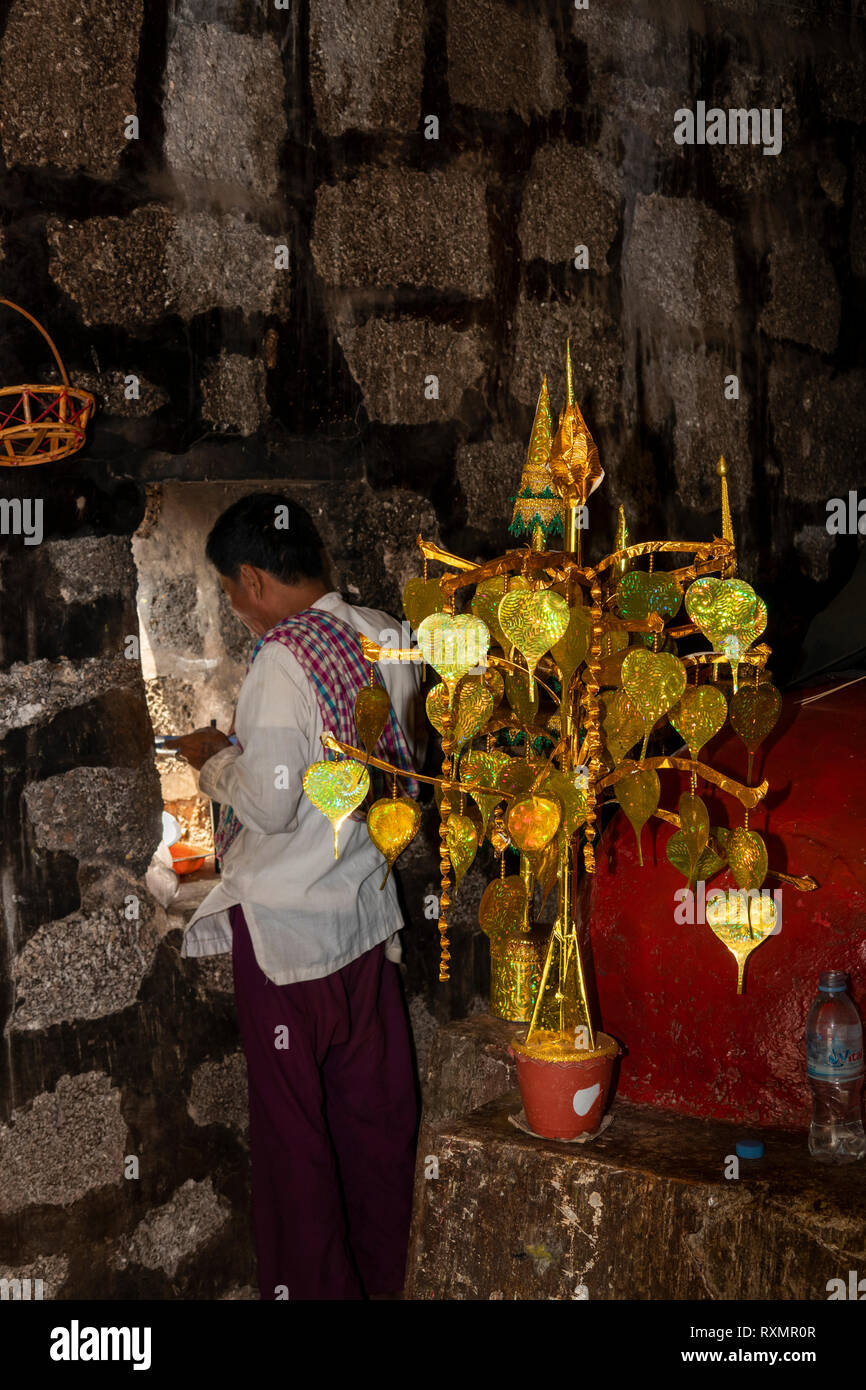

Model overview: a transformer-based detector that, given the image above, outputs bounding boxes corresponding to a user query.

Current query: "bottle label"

[807,1030,865,1081]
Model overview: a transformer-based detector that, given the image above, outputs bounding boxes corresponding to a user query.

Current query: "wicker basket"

[0,298,95,466]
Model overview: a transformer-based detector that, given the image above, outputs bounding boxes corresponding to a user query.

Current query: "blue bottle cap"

[736,1139,764,1159]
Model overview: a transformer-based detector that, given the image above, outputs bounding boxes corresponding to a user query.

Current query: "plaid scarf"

[214,608,417,860]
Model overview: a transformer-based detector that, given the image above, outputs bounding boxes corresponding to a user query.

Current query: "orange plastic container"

[169,842,206,876]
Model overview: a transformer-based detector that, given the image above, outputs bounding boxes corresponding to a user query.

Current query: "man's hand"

[163,727,232,770]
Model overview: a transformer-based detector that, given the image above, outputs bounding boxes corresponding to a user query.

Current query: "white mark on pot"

[588,1191,603,1210]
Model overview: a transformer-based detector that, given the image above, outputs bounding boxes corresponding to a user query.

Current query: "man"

[168,491,424,1301]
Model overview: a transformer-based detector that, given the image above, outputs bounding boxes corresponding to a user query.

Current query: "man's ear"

[239,563,264,597]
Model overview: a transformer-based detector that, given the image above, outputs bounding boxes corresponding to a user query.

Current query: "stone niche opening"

[132,481,285,897]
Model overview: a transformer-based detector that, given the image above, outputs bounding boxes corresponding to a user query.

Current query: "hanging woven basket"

[0,298,95,466]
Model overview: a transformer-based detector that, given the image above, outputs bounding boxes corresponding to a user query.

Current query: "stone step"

[406,1089,866,1300]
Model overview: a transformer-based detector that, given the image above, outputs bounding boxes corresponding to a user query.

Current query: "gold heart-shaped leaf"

[600,689,644,764]
[446,812,479,889]
[354,685,392,755]
[460,749,503,828]
[433,781,486,839]
[601,629,629,659]
[417,613,489,698]
[535,835,560,911]
[496,758,536,800]
[615,768,660,866]
[679,791,710,884]
[367,796,421,886]
[483,666,505,703]
[669,685,728,762]
[685,578,767,689]
[426,678,494,752]
[471,576,529,649]
[402,576,450,631]
[504,666,539,725]
[621,649,687,757]
[729,683,782,754]
[666,831,727,886]
[479,875,529,938]
[550,604,591,682]
[303,759,371,858]
[506,794,561,854]
[726,827,768,891]
[615,570,682,622]
[538,768,590,838]
[498,590,570,696]
[706,886,778,992]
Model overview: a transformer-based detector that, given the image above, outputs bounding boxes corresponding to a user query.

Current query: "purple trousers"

[230,905,419,1300]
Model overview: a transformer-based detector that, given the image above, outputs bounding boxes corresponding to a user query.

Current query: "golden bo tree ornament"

[302,343,817,1061]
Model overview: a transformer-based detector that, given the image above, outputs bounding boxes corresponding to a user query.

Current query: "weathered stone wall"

[0,0,863,1297]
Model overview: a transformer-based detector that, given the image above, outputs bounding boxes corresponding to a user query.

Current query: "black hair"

[205,492,327,584]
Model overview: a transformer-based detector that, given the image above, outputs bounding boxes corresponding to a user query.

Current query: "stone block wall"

[0,0,863,1297]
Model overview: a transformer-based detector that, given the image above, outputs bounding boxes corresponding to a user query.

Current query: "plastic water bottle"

[805,970,866,1163]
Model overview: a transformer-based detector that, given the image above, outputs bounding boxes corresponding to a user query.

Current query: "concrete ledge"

[406,1090,866,1300]
[421,1013,521,1124]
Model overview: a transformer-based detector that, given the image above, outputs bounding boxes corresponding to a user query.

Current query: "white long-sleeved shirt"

[180,590,424,984]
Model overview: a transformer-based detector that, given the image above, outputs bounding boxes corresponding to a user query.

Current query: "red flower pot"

[510,1032,620,1140]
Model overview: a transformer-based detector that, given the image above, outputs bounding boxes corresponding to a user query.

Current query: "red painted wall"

[585,682,866,1129]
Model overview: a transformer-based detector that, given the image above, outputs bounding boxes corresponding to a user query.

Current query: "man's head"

[206,492,330,637]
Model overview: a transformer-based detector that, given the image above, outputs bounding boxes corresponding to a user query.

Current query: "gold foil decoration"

[614,571,682,622]
[615,768,660,866]
[725,827,769,891]
[426,678,493,754]
[417,613,489,702]
[600,690,644,763]
[539,768,590,837]
[303,759,371,859]
[669,685,728,762]
[601,629,629,659]
[730,682,782,781]
[621,649,687,759]
[479,875,530,938]
[504,666,540,726]
[550,603,591,684]
[497,757,536,800]
[685,578,768,692]
[706,890,778,993]
[509,376,564,549]
[678,791,710,883]
[666,830,726,886]
[460,749,503,829]
[489,927,549,1022]
[367,795,421,887]
[547,386,604,510]
[471,575,529,649]
[433,784,485,841]
[446,812,478,889]
[511,1029,619,1064]
[483,666,505,703]
[615,504,631,576]
[536,835,560,911]
[354,685,391,756]
[506,794,561,854]
[498,589,570,699]
[402,576,449,631]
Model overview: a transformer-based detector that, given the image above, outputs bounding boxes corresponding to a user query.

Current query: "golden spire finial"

[565,338,575,408]
[509,375,564,550]
[717,455,736,574]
